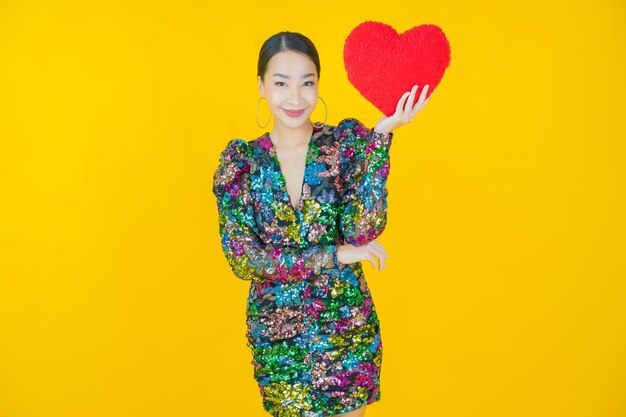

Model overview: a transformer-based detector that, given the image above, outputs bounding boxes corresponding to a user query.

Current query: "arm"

[212,138,341,283]
[337,118,394,246]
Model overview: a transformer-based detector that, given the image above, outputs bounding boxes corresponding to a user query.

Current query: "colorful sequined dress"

[212,118,393,417]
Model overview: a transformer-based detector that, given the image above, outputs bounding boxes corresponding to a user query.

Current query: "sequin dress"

[212,118,393,417]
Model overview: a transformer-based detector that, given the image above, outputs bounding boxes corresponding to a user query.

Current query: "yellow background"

[1,1,625,416]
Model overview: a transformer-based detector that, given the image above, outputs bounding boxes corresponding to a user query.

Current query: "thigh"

[332,405,367,417]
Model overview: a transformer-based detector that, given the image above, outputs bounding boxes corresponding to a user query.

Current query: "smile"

[282,108,305,118]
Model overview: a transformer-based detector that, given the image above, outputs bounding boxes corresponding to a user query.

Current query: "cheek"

[267,89,287,105]
[304,90,318,103]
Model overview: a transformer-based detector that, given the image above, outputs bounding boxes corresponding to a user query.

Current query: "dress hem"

[262,390,381,417]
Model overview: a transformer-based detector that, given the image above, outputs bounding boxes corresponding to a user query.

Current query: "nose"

[288,85,302,105]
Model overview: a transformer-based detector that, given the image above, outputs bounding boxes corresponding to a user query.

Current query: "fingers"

[369,240,389,259]
[396,90,411,115]
[418,84,429,104]
[417,85,430,109]
[412,84,428,108]
[410,84,431,118]
[404,85,418,116]
[366,241,388,271]
[371,247,385,270]
[397,84,432,120]
[351,240,390,271]
[367,253,379,270]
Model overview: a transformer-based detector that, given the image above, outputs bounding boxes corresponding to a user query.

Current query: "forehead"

[267,51,317,76]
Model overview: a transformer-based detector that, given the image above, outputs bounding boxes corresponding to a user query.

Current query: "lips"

[283,108,305,118]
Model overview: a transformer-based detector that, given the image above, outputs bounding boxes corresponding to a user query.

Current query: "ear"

[258,76,264,97]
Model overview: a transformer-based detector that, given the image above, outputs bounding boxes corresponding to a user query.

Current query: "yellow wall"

[1,1,624,416]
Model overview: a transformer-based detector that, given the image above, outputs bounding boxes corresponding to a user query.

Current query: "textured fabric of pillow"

[343,21,452,116]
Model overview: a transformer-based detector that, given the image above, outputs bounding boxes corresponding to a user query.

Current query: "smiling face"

[258,50,319,130]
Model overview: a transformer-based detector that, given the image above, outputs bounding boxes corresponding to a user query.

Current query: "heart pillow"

[343,21,451,116]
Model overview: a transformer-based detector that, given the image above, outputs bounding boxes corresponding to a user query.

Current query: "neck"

[270,120,314,150]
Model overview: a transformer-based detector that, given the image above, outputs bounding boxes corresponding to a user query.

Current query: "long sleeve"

[337,118,394,246]
[212,138,342,283]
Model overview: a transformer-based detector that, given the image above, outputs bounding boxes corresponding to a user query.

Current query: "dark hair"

[257,31,321,82]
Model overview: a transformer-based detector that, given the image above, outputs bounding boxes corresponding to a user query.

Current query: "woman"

[212,31,430,417]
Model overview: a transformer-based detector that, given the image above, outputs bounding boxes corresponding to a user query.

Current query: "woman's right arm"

[212,139,342,283]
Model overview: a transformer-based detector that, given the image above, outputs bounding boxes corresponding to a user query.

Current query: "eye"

[304,81,315,86]
[274,81,286,86]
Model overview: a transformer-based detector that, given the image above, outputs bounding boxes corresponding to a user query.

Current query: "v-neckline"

[264,122,322,212]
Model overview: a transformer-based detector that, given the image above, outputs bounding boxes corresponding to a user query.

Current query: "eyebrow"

[272,73,316,79]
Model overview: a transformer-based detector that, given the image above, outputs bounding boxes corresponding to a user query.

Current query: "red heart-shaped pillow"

[343,21,451,116]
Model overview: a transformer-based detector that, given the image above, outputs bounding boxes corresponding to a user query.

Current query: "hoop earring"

[318,96,328,124]
[256,97,271,129]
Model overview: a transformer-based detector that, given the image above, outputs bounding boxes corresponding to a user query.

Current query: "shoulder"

[334,117,370,141]
[218,138,252,165]
[335,117,366,133]
[213,138,254,192]
[213,140,250,200]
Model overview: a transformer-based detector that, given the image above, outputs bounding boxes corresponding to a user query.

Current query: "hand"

[336,240,390,271]
[374,84,432,134]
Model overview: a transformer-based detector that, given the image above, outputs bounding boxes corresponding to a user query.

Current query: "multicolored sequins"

[212,118,393,416]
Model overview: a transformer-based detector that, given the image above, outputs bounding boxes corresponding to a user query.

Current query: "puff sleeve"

[337,118,394,246]
[212,138,342,283]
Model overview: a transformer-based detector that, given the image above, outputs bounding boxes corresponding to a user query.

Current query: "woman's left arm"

[337,84,433,247]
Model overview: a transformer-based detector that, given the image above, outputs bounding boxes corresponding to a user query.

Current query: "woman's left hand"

[374,84,432,134]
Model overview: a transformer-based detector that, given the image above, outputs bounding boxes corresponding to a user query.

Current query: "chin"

[281,115,311,127]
